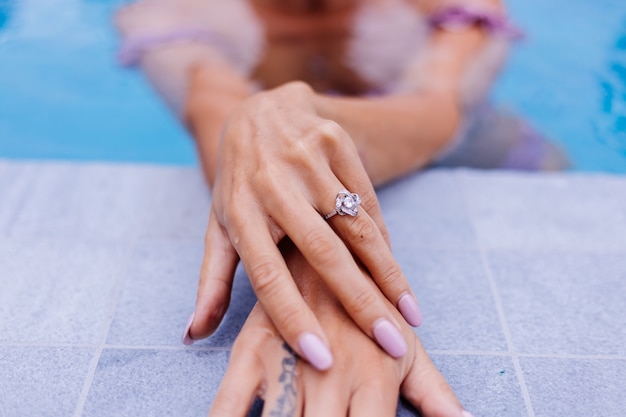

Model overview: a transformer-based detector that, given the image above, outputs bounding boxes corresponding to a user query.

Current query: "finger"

[268,192,408,359]
[261,342,303,417]
[400,337,465,417]
[326,135,391,246]
[327,205,423,327]
[229,203,334,371]
[183,208,239,344]
[303,375,350,417]
[324,143,422,327]
[209,339,263,417]
[348,379,400,417]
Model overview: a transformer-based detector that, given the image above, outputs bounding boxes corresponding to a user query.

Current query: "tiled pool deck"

[1,160,625,417]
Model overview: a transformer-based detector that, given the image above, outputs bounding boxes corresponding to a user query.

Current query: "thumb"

[183,208,239,344]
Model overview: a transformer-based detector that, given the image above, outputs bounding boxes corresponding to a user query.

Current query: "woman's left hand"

[186,81,423,369]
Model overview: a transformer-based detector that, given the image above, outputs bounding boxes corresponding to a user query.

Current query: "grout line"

[517,353,626,360]
[103,344,232,351]
[1,341,621,360]
[71,238,138,417]
[0,342,232,351]
[427,350,513,357]
[0,342,99,348]
[455,171,536,417]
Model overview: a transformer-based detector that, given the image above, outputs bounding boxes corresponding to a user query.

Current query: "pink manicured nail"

[298,333,333,371]
[182,312,195,346]
[398,293,423,327]
[462,410,476,417]
[373,319,407,358]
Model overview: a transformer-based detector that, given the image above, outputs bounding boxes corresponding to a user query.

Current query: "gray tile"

[9,162,164,239]
[83,349,228,417]
[136,167,211,239]
[0,160,38,234]
[396,249,506,351]
[427,354,527,417]
[379,170,478,250]
[489,252,626,355]
[460,171,626,251]
[520,357,626,417]
[0,238,126,344]
[0,347,94,417]
[106,240,255,347]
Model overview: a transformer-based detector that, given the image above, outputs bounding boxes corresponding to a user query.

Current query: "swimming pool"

[1,0,625,172]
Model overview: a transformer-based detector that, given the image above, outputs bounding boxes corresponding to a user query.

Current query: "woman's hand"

[185,81,423,369]
[209,244,467,417]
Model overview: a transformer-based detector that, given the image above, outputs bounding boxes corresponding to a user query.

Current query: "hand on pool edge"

[208,242,466,417]
[182,82,423,369]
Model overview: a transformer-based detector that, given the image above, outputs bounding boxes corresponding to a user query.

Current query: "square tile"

[396,249,507,351]
[425,354,528,417]
[0,238,126,344]
[379,170,478,250]
[459,171,626,251]
[0,160,38,234]
[136,167,211,240]
[106,240,256,347]
[0,347,94,417]
[9,162,163,240]
[488,251,626,355]
[82,349,229,417]
[520,357,626,417]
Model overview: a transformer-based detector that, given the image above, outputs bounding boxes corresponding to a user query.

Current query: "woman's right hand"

[184,80,423,370]
[209,243,467,417]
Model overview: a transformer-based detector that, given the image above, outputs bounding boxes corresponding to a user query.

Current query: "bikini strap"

[118,28,234,67]
[428,5,524,40]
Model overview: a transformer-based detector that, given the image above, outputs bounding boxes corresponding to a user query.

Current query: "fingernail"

[398,293,423,327]
[373,319,407,358]
[182,312,195,346]
[298,332,333,371]
[462,410,476,417]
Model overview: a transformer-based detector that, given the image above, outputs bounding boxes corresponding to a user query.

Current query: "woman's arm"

[117,0,509,370]
[313,0,506,184]
[186,0,507,186]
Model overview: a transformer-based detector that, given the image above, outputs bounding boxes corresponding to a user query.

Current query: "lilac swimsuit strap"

[429,6,524,40]
[118,28,233,67]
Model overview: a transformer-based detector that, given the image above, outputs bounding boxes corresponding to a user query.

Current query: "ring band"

[324,189,361,220]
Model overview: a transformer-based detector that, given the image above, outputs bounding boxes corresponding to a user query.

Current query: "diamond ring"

[324,189,361,220]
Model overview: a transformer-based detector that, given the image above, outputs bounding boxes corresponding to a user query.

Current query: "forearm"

[314,22,498,185]
[184,65,252,188]
[314,91,459,186]
[185,0,506,187]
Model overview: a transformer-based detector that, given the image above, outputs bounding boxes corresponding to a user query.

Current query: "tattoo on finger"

[268,343,298,417]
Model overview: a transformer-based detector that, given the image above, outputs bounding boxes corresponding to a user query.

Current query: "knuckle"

[271,301,306,337]
[249,260,283,297]
[359,191,379,214]
[349,215,377,244]
[348,287,379,317]
[378,262,404,289]
[223,199,246,231]
[316,120,346,146]
[302,228,337,264]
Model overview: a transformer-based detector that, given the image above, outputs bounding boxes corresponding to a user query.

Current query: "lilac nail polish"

[462,410,476,417]
[398,293,423,327]
[298,333,333,371]
[182,312,195,346]
[373,319,407,358]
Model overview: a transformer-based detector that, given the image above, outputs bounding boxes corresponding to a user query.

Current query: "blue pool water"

[1,0,625,172]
